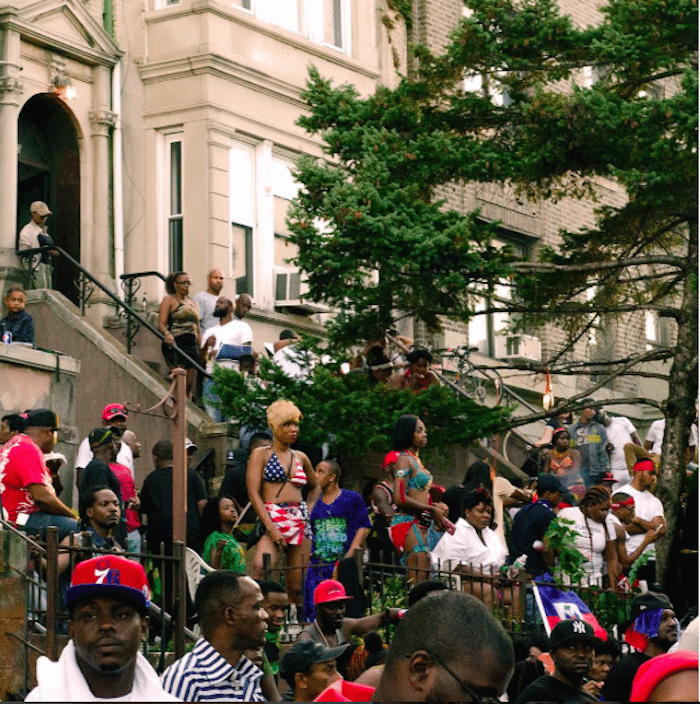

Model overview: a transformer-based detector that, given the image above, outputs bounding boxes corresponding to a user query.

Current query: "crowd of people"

[2,248,699,700]
[1,387,698,701]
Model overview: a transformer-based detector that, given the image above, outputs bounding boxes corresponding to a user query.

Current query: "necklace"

[313,620,331,647]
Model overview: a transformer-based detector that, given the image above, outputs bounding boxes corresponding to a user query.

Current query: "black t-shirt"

[219,450,249,508]
[508,501,556,576]
[514,675,596,704]
[601,652,650,703]
[80,459,122,503]
[140,466,207,547]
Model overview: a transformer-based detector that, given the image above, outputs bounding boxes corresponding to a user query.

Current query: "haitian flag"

[533,583,607,641]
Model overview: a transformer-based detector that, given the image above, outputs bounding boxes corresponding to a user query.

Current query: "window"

[468,232,528,356]
[166,136,183,272]
[232,224,253,294]
[272,158,300,268]
[230,144,256,296]
[462,4,510,105]
[234,0,349,53]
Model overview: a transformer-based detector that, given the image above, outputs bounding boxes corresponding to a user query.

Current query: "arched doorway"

[17,94,81,305]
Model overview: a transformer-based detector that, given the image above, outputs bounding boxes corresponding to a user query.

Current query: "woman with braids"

[388,414,448,584]
[246,399,320,605]
[558,485,618,587]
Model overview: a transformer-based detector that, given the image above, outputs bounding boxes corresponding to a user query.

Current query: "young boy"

[1,286,35,344]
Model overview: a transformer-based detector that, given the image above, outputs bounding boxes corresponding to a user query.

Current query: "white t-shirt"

[201,320,252,373]
[193,291,219,337]
[75,437,133,476]
[616,483,664,560]
[607,416,637,471]
[645,419,698,456]
[431,517,507,573]
[645,419,665,455]
[557,506,616,582]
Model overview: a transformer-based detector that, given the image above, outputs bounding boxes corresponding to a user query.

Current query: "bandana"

[611,497,635,511]
[624,608,680,651]
[634,458,655,473]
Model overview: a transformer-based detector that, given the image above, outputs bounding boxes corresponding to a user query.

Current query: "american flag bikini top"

[263,451,307,487]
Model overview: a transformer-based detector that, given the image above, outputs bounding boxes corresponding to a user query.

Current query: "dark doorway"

[18,95,81,305]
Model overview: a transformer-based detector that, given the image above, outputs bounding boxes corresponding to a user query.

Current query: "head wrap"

[611,496,635,511]
[266,399,302,431]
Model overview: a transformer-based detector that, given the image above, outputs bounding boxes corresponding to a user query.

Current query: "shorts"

[162,333,198,369]
[264,501,312,546]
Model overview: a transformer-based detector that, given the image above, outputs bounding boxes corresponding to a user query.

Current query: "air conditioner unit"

[274,267,329,313]
[494,334,541,361]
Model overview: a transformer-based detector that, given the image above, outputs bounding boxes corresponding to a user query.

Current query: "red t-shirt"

[110,462,142,533]
[0,434,53,522]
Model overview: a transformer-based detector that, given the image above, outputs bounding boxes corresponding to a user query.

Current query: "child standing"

[1,287,35,344]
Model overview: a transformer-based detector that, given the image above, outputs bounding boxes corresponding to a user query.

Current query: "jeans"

[202,377,227,422]
[22,512,79,542]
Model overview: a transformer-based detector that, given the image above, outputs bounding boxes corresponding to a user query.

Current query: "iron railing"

[16,246,209,377]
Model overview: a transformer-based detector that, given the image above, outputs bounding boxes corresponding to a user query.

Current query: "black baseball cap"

[536,474,565,494]
[23,409,59,430]
[279,641,348,687]
[549,619,599,650]
[629,592,673,621]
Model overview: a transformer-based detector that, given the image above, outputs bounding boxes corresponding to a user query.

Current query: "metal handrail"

[17,246,210,378]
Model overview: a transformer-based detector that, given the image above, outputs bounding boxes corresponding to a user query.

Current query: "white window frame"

[230,142,257,297]
[233,0,350,54]
[164,132,184,274]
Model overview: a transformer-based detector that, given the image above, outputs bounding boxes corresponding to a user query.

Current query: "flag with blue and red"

[533,583,607,641]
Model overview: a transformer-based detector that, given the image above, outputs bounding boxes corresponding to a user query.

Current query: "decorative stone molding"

[0,75,23,104]
[88,108,118,136]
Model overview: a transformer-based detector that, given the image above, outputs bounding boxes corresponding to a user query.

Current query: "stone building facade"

[0,0,667,438]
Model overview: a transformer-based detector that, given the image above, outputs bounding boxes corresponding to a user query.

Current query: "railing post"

[45,527,59,661]
[173,541,186,660]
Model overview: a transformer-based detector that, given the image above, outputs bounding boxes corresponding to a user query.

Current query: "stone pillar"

[88,65,116,289]
[0,27,24,288]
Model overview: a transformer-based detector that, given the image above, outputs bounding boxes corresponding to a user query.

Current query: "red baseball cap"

[102,403,128,422]
[66,555,150,612]
[314,579,353,605]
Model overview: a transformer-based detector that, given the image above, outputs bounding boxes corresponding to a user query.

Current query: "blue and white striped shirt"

[161,637,264,702]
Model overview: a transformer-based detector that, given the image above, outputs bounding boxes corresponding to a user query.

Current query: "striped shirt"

[161,637,264,702]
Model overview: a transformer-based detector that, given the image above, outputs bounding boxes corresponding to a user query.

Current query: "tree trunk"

[656,221,699,587]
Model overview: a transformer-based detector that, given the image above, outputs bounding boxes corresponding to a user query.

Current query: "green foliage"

[386,0,413,29]
[590,590,630,632]
[545,517,588,584]
[289,0,697,349]
[215,353,512,458]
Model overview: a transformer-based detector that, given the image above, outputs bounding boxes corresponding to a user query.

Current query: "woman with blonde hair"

[246,399,320,605]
